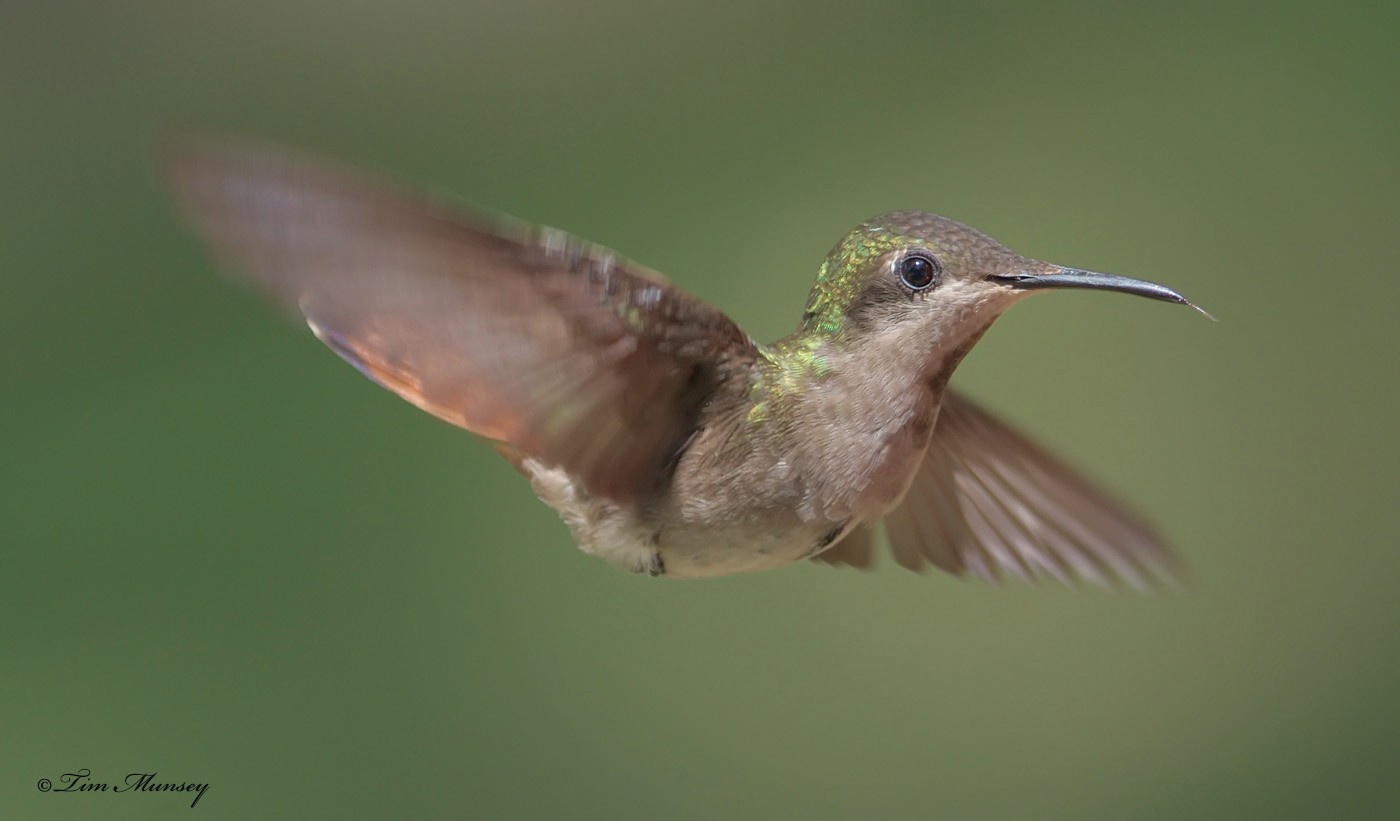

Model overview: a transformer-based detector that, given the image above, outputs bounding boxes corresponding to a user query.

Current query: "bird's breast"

[849,396,939,516]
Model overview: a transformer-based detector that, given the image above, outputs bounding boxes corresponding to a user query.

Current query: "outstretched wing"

[828,390,1183,589]
[162,136,757,503]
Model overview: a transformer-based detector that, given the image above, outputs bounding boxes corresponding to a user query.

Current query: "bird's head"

[800,211,1208,378]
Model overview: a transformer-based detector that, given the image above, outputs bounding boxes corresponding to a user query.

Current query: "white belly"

[523,459,845,579]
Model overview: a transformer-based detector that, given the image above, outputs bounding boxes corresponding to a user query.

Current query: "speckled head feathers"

[800,211,1033,335]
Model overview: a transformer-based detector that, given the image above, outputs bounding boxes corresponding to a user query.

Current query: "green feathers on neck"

[744,224,906,424]
[747,336,832,424]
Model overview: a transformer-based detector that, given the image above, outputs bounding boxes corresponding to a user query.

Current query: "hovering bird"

[162,137,1208,587]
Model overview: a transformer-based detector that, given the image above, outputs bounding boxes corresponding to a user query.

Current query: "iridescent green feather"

[800,222,909,336]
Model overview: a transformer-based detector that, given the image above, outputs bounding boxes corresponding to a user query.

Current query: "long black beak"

[993,267,1214,319]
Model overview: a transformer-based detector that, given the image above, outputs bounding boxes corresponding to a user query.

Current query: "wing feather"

[162,136,757,502]
[879,391,1182,589]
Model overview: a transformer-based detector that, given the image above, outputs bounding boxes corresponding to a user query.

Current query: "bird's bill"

[992,267,1213,319]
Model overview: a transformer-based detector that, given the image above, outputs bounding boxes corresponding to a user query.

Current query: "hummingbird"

[162,136,1209,588]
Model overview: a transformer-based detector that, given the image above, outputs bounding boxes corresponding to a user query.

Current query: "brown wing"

[809,524,877,569]
[879,390,1183,589]
[162,135,757,502]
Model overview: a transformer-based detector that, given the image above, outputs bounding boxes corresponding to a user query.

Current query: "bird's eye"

[899,254,940,291]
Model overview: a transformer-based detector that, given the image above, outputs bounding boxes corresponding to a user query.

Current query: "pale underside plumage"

[162,135,1180,589]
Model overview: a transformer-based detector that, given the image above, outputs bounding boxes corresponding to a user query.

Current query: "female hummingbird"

[162,137,1207,588]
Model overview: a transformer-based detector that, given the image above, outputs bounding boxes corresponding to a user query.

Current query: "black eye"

[899,254,940,291]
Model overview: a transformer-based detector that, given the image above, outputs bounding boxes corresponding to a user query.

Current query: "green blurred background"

[4,1,1398,818]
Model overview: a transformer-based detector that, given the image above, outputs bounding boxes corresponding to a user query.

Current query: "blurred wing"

[880,390,1183,589]
[162,136,757,502]
[809,524,877,569]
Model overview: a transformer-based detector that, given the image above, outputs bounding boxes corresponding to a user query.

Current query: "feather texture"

[874,391,1182,589]
[162,136,757,503]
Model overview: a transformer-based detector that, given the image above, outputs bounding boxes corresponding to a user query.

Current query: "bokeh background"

[4,1,1398,818]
